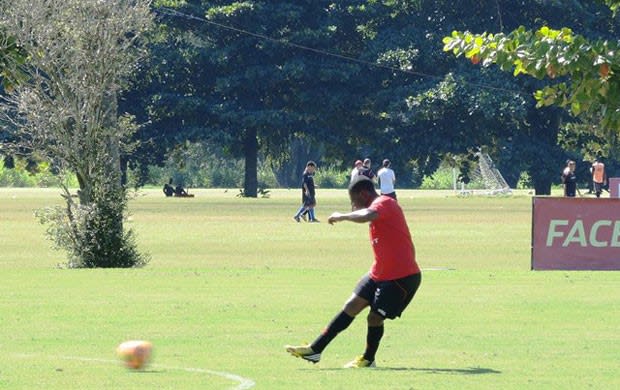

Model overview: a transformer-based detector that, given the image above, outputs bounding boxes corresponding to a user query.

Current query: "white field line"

[12,354,256,390]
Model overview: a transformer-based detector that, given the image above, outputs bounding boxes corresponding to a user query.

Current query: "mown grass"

[0,188,618,389]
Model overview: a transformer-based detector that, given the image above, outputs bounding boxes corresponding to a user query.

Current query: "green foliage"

[127,1,619,195]
[1,0,153,268]
[443,25,620,131]
[313,164,349,189]
[420,165,454,190]
[36,174,149,269]
[0,29,28,90]
[137,141,279,189]
[0,157,78,187]
[516,171,533,190]
[601,0,620,13]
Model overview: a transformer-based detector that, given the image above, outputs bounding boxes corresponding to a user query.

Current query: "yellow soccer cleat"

[343,355,376,368]
[285,344,321,364]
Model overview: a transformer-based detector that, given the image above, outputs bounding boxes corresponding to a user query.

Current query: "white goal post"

[455,152,512,196]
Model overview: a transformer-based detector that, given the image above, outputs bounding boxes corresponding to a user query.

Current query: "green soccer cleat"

[285,344,321,364]
[343,355,376,368]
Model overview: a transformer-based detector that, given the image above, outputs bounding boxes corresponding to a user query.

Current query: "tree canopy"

[443,1,620,160]
[6,1,620,196]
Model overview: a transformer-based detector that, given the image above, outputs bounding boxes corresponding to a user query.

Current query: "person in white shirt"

[350,160,363,182]
[377,159,396,199]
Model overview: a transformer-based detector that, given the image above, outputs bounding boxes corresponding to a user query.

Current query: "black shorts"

[354,272,421,319]
[303,195,316,207]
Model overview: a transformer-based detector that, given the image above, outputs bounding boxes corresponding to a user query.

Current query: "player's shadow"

[316,366,501,375]
[376,366,501,375]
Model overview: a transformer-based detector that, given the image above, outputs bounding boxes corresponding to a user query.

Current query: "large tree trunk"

[243,128,258,197]
[531,171,552,195]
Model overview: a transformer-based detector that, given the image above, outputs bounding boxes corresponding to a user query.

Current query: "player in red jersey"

[286,176,421,368]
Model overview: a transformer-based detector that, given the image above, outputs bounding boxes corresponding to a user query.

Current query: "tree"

[133,1,380,195]
[362,0,619,193]
[336,1,566,192]
[443,3,620,158]
[0,0,153,267]
[128,1,617,194]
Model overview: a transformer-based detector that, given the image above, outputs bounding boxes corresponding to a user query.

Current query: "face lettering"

[546,219,620,248]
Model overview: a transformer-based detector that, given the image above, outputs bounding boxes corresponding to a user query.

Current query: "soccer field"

[0,188,618,389]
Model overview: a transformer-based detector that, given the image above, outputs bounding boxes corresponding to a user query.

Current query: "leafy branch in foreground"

[443,25,620,133]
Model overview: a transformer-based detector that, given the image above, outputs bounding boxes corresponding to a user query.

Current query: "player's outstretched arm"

[328,209,378,225]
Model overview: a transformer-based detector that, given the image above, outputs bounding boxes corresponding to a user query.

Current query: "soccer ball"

[116,340,153,369]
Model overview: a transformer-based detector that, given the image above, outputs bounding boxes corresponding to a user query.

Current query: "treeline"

[5,1,620,194]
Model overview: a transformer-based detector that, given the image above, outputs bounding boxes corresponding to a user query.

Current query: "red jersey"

[592,162,605,184]
[367,196,420,281]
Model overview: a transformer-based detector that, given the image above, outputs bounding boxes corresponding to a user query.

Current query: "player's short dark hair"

[348,175,376,194]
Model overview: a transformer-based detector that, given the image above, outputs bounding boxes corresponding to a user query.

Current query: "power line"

[156,6,521,96]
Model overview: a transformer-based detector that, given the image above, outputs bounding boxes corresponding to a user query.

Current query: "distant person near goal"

[591,156,607,198]
[286,176,421,368]
[561,160,581,197]
[377,159,397,199]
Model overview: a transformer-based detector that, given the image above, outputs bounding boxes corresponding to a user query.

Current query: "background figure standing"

[293,161,319,223]
[377,159,397,199]
[561,160,581,197]
[359,158,376,182]
[591,156,606,198]
[286,176,421,368]
[350,160,363,182]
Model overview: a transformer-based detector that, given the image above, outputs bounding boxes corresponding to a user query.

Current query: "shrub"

[0,157,78,187]
[420,165,454,190]
[314,164,349,188]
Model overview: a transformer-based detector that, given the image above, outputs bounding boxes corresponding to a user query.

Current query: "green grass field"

[1,188,618,389]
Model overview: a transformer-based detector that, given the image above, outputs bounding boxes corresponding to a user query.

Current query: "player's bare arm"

[328,208,378,225]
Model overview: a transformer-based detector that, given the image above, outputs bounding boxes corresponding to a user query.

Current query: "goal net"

[457,152,512,195]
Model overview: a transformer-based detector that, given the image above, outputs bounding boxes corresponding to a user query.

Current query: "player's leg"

[308,292,368,351]
[307,197,318,222]
[285,293,368,363]
[286,275,373,363]
[347,273,422,368]
[293,204,306,222]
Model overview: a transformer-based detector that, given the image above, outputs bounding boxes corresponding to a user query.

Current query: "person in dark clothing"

[293,161,319,222]
[163,179,175,197]
[561,160,581,197]
[359,158,376,182]
[175,184,189,197]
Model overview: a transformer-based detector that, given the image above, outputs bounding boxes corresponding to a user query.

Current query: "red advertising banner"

[532,197,620,270]
[610,177,620,198]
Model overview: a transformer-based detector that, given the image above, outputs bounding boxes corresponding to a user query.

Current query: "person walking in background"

[561,160,581,197]
[293,161,319,223]
[286,176,421,368]
[359,158,376,182]
[377,159,397,199]
[350,160,363,182]
[591,156,607,198]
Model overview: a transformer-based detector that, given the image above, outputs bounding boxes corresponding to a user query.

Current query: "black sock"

[310,311,354,353]
[363,325,384,362]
